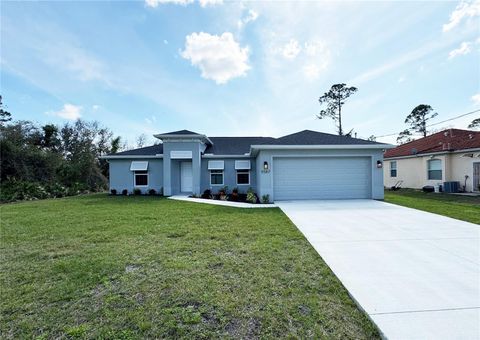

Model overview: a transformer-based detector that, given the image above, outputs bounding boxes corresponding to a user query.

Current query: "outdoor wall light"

[376,160,383,168]
[263,161,269,171]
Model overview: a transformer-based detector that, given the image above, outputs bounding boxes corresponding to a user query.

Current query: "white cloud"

[304,40,327,57]
[443,0,480,32]
[199,0,222,7]
[398,76,406,83]
[282,39,301,60]
[238,9,259,28]
[47,104,82,120]
[303,64,321,81]
[472,93,480,105]
[181,32,250,84]
[92,104,100,110]
[448,41,472,59]
[145,0,193,8]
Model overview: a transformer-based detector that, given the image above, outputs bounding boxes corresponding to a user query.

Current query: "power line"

[374,109,480,138]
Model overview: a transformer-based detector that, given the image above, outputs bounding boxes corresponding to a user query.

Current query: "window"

[210,170,223,185]
[427,159,442,180]
[134,170,148,186]
[237,170,250,185]
[390,161,397,177]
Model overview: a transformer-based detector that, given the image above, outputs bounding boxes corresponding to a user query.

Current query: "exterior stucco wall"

[256,148,385,200]
[200,158,257,194]
[162,141,202,196]
[384,151,480,192]
[108,159,163,194]
[449,154,479,192]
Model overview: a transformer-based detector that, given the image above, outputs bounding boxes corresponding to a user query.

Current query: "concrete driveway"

[277,200,480,340]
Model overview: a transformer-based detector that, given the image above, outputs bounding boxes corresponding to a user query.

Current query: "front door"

[180,162,193,193]
[473,162,480,192]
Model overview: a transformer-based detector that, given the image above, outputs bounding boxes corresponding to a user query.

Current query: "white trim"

[251,144,393,150]
[130,161,149,171]
[210,169,224,186]
[235,160,251,170]
[134,171,149,187]
[153,133,213,145]
[202,154,251,159]
[208,160,225,170]
[236,170,250,185]
[100,155,162,159]
[171,150,193,159]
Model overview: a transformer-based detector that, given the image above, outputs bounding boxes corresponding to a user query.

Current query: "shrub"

[232,187,239,194]
[246,187,257,204]
[148,189,156,196]
[261,194,270,204]
[133,188,142,195]
[122,189,128,196]
[201,189,212,199]
[110,189,117,195]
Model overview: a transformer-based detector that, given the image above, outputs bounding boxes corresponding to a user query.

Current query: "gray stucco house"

[103,129,391,201]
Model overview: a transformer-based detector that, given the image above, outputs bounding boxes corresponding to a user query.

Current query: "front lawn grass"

[0,194,379,339]
[384,189,480,224]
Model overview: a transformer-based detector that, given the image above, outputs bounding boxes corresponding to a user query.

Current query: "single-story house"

[384,129,480,192]
[103,129,392,201]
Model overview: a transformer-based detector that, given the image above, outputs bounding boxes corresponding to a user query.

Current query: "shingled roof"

[264,130,382,145]
[384,129,480,159]
[107,129,387,156]
[155,129,202,136]
[111,144,163,156]
[205,137,276,155]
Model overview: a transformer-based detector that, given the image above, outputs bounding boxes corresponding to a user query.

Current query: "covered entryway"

[273,157,371,200]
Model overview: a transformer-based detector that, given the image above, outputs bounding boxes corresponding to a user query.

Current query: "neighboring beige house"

[384,129,480,192]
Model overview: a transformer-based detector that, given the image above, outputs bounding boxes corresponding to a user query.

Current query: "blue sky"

[1,0,479,146]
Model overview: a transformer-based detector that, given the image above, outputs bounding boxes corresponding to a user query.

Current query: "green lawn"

[0,194,379,339]
[384,189,480,224]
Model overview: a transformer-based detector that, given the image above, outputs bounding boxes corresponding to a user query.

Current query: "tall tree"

[396,129,414,145]
[468,118,480,129]
[0,95,12,125]
[404,104,437,138]
[317,83,358,135]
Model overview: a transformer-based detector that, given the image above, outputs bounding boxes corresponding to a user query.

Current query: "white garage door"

[273,157,372,200]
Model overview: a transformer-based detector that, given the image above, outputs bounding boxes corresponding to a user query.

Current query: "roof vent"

[444,131,449,136]
[469,134,473,139]
[411,148,417,155]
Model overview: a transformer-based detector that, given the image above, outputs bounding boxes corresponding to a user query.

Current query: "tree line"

[0,96,121,202]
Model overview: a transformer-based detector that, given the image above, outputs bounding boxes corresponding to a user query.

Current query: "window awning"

[130,161,149,171]
[235,160,251,170]
[208,160,224,170]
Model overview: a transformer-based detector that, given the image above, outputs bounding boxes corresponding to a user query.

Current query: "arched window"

[427,159,442,180]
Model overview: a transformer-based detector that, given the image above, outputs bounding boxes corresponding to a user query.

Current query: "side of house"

[384,129,480,192]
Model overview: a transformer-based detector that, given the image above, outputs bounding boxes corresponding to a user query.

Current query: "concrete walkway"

[277,200,480,339]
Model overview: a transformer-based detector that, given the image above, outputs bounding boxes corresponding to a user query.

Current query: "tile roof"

[384,129,480,159]
[108,129,386,156]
